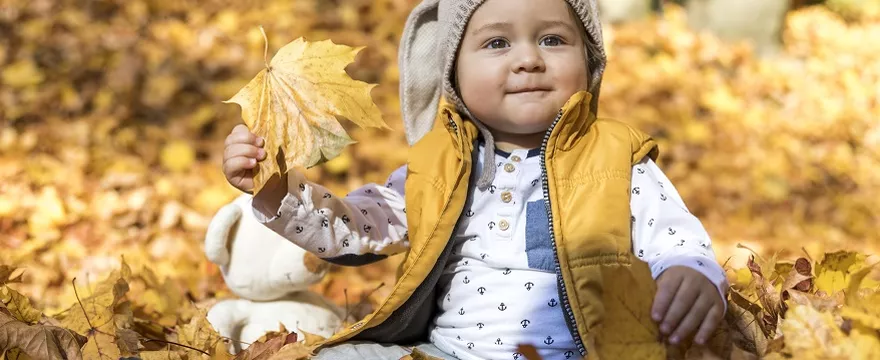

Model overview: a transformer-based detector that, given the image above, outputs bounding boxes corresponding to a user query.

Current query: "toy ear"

[204,202,243,267]
[303,251,330,276]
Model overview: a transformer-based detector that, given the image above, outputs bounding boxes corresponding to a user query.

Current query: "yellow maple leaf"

[175,307,228,358]
[814,251,871,295]
[224,28,387,194]
[841,265,880,331]
[0,285,41,324]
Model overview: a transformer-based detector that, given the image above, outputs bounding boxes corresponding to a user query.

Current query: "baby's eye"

[485,38,509,49]
[540,36,563,47]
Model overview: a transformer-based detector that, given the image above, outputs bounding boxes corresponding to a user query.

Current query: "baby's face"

[455,0,589,145]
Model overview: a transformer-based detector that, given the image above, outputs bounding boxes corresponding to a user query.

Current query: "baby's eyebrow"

[471,22,513,36]
[471,20,577,37]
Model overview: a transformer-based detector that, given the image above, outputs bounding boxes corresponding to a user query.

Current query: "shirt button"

[504,163,516,173]
[501,191,512,203]
[510,155,522,162]
[499,219,510,231]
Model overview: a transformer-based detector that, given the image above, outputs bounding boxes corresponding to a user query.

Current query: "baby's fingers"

[652,274,682,323]
[226,124,264,147]
[669,293,712,344]
[694,304,723,345]
[224,143,266,162]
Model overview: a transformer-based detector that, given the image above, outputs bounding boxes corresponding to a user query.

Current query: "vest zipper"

[539,109,587,357]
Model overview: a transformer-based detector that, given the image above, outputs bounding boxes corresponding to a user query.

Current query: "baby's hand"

[651,266,724,346]
[222,124,266,193]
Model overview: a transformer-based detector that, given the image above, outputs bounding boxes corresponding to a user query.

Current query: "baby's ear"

[204,201,243,267]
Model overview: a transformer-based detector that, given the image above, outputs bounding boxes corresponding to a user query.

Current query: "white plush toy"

[204,194,348,353]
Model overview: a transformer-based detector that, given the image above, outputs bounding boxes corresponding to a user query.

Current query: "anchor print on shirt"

[458,307,465,315]
[678,239,686,247]
[637,167,646,174]
[524,282,534,291]
[488,221,496,230]
[544,336,555,345]
[503,268,512,275]
[480,253,488,260]
[531,178,540,187]
[463,276,470,284]
[521,319,530,328]
[341,215,350,224]
[446,294,451,302]
[638,249,644,258]
[360,209,368,216]
[548,298,558,307]
[363,225,371,233]
[668,227,676,235]
[321,219,328,228]
[632,187,640,195]
[467,342,475,350]
[477,322,485,329]
[565,350,575,359]
[342,238,350,247]
[660,193,668,201]
[466,209,475,217]
[295,226,304,234]
[365,189,373,194]
[514,352,524,360]
[495,338,503,345]
[489,185,497,194]
[323,193,332,199]
[298,183,305,191]
[498,302,507,311]
[477,286,486,295]
[648,218,655,226]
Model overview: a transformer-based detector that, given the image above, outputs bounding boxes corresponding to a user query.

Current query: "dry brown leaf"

[0,309,86,360]
[232,330,296,360]
[224,29,387,194]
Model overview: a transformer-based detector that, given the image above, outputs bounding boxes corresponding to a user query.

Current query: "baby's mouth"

[508,87,552,95]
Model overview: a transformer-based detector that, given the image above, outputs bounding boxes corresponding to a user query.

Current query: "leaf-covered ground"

[1,1,878,359]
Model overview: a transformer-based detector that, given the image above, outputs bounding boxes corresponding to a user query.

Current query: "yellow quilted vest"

[315,91,667,359]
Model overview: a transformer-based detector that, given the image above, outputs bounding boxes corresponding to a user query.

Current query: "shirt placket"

[492,151,526,240]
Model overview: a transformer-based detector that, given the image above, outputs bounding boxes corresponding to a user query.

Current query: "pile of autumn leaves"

[0,261,321,360]
[2,251,879,359]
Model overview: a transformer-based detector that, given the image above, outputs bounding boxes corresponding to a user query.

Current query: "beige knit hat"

[399,0,606,190]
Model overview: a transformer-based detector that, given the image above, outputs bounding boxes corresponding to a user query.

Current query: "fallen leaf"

[176,307,228,358]
[224,29,387,194]
[814,251,869,295]
[0,309,86,360]
[0,266,23,286]
[232,329,296,360]
[139,350,184,360]
[0,286,41,324]
[265,342,313,360]
[840,265,880,331]
[779,305,854,358]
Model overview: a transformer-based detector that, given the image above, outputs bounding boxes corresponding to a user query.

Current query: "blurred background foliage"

[0,0,877,329]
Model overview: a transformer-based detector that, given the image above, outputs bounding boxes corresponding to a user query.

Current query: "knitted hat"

[399,0,606,190]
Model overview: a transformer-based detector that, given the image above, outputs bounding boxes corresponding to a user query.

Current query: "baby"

[222,0,729,359]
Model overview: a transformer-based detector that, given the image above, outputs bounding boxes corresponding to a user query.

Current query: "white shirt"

[252,144,729,360]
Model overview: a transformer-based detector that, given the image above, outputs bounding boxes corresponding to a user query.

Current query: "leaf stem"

[260,25,270,70]
[143,338,210,356]
[71,277,95,330]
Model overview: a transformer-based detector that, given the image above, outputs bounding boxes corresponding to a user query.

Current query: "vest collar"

[437,91,597,153]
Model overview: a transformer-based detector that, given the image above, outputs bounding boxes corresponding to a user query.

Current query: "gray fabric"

[311,341,457,360]
[399,0,607,191]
